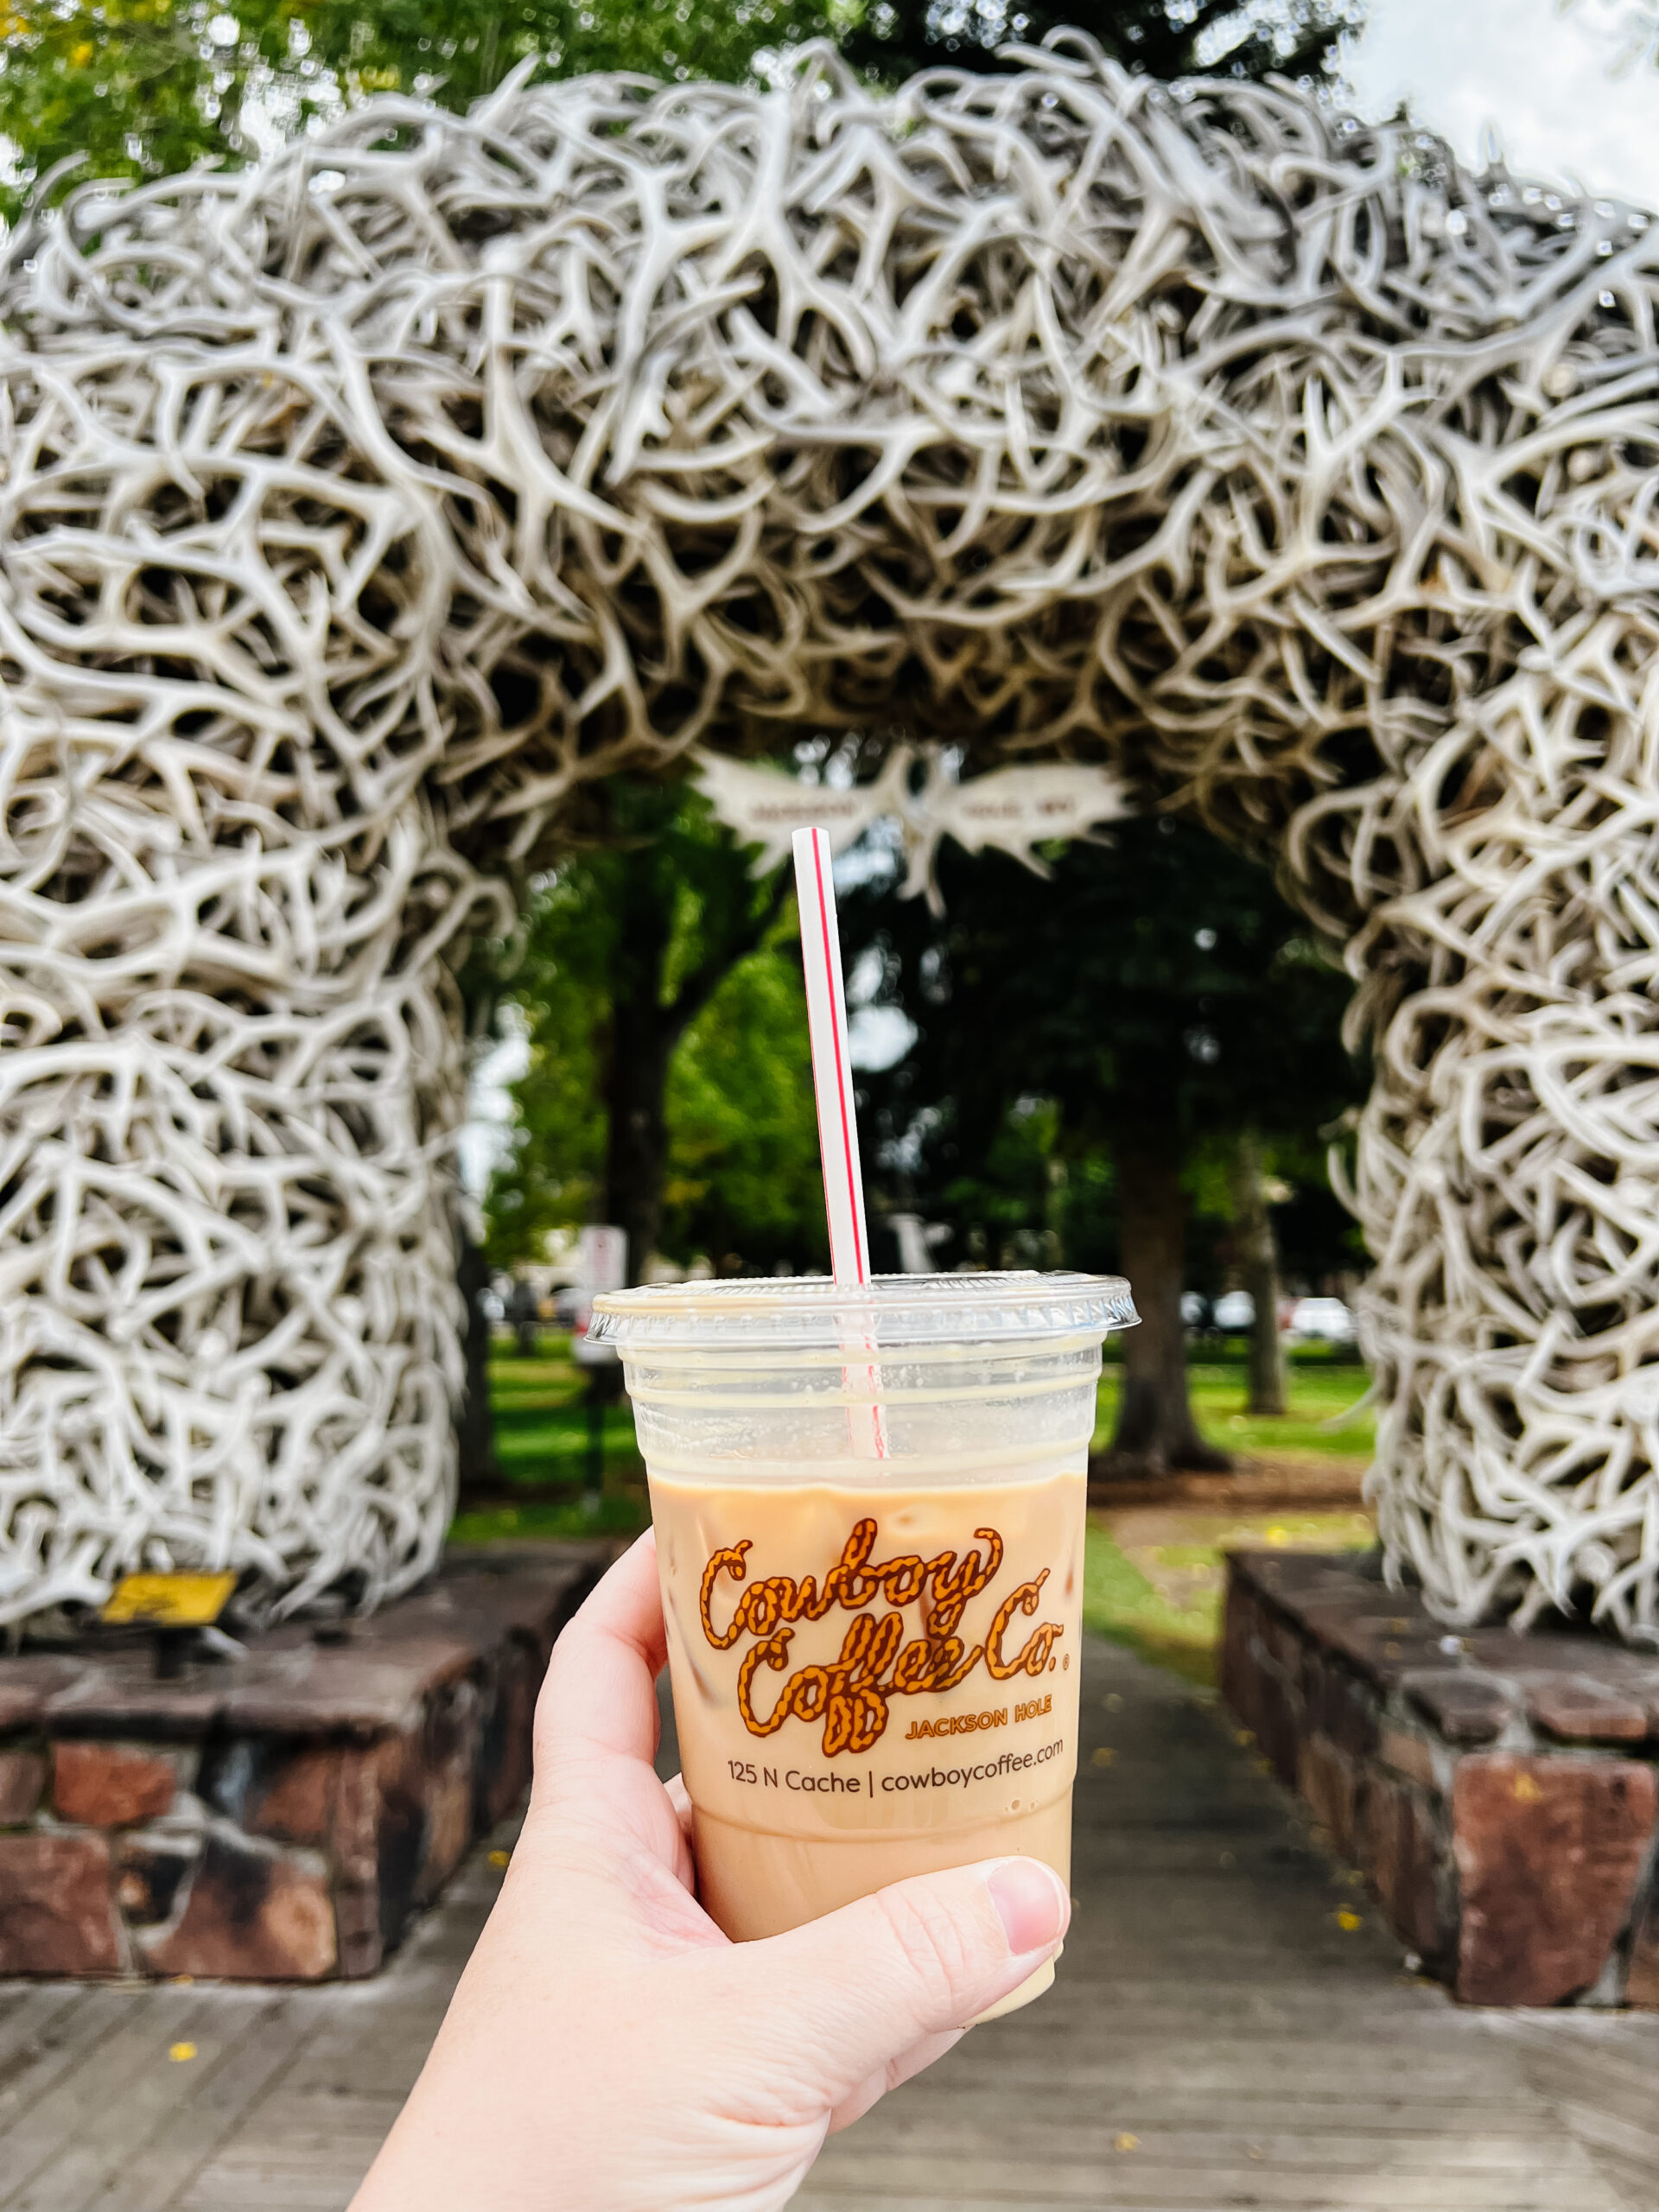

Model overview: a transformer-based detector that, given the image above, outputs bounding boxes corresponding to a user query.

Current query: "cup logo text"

[699,1518,1062,1756]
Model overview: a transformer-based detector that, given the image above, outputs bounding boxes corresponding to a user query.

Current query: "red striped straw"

[792,827,888,1459]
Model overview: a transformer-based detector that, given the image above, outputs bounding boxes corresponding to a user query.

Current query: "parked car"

[1288,1295,1358,1345]
[1180,1291,1212,1332]
[1212,1290,1255,1333]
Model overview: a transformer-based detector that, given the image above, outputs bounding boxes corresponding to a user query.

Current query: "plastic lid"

[588,1270,1136,1351]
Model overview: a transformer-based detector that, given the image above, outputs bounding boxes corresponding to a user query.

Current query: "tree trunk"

[594,817,786,1290]
[1232,1129,1287,1418]
[595,841,676,1290]
[602,991,673,1290]
[453,1211,500,1503]
[1103,1123,1230,1476]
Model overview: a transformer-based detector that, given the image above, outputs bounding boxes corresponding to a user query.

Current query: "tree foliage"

[843,817,1365,1470]
[841,0,1357,86]
[0,0,1366,226]
[849,818,1363,1260]
[479,864,607,1270]
[0,0,835,223]
[481,781,825,1278]
[662,945,829,1273]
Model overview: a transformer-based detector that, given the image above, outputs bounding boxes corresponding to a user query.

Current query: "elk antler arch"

[4,42,1659,1635]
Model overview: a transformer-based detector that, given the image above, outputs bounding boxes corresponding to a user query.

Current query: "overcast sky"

[1346,0,1659,205]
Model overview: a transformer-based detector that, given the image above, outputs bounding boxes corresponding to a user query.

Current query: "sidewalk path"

[1,1636,1655,2210]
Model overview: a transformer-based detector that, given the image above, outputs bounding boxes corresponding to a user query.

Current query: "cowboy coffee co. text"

[698,1516,1066,1757]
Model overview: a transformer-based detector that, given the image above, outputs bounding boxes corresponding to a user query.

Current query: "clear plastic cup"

[589,1270,1136,2015]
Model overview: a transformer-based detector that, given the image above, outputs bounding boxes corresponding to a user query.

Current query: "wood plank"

[0,1988,149,2177]
[180,2088,404,2212]
[85,1993,327,2212]
[0,1986,92,2096]
[798,2152,1612,2209]
[2,1990,238,2212]
[823,2128,1595,2177]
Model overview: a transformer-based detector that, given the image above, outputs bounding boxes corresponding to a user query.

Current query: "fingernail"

[985,1859,1069,1955]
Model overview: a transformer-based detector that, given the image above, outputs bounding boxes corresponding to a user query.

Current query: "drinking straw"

[791,827,888,1459]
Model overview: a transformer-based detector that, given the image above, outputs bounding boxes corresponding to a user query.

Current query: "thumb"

[730,1856,1069,2105]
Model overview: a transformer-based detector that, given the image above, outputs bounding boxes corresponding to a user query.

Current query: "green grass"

[1082,1510,1376,1684]
[483,1345,645,1471]
[449,1495,645,1542]
[448,1337,652,1547]
[1082,1522,1222,1686]
[1091,1344,1375,1460]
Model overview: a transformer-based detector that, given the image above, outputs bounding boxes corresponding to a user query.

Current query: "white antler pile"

[3,41,1659,1633]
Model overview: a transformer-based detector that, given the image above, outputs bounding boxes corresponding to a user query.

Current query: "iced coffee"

[590,1272,1135,2012]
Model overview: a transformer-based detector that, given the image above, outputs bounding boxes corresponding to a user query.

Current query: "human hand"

[351,1529,1070,2212]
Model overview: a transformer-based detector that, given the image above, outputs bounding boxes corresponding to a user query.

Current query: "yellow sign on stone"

[101,1572,238,1629]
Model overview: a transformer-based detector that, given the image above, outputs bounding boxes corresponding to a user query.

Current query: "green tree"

[845,819,1364,1474]
[0,0,836,224]
[0,0,1372,227]
[661,944,828,1274]
[483,779,803,1284]
[841,0,1357,86]
[479,867,607,1273]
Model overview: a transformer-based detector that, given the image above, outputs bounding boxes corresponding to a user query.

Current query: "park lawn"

[488,1351,643,1475]
[1092,1344,1375,1461]
[448,1493,644,1540]
[1083,1508,1376,1685]
[448,1339,652,1545]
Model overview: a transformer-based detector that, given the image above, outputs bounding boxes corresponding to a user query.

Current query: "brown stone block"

[1298,1732,1358,1856]
[420,1768,474,1900]
[1402,1669,1517,1745]
[1625,1885,1659,2005]
[1377,1725,1439,1791]
[409,1679,483,1905]
[246,1747,343,1847]
[353,1676,485,1936]
[44,1664,221,1740]
[1218,1580,1263,1733]
[1298,1602,1396,1687]
[1335,1619,1450,1688]
[334,1880,384,1980]
[367,1732,426,1937]
[142,1834,338,1980]
[1235,1550,1363,1612]
[1251,1659,1302,1788]
[1364,1772,1452,1965]
[117,1834,201,1925]
[1453,1754,1656,2006]
[54,1741,177,1827]
[1262,1606,1307,1683]
[1223,1551,1275,1606]
[0,1749,47,1824]
[1300,1643,1332,1740]
[0,1660,79,1732]
[478,1640,539,1828]
[0,1833,121,1974]
[388,1562,594,1664]
[220,1637,476,1739]
[1523,1674,1650,1744]
[1309,1654,1381,1758]
[331,1746,385,1886]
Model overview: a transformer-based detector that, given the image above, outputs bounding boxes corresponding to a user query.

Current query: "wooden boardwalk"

[2,1634,1656,2209]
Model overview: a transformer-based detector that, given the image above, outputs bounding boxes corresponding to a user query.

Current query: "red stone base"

[0,1545,609,1980]
[1223,1551,1659,2007]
